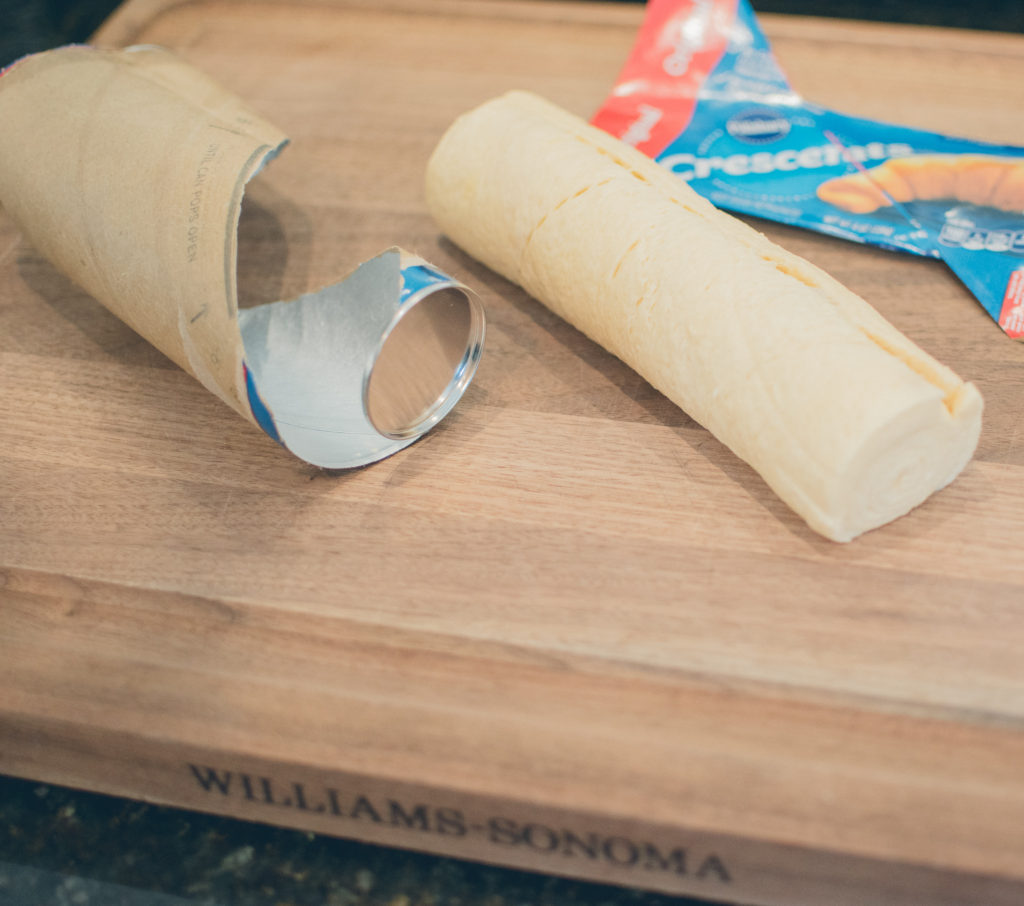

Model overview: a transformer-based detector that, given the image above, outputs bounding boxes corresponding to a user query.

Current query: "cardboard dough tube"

[0,46,484,468]
[425,91,983,541]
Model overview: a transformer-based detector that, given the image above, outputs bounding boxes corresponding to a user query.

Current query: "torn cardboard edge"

[0,44,484,468]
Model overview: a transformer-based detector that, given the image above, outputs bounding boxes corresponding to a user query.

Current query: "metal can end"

[365,283,484,440]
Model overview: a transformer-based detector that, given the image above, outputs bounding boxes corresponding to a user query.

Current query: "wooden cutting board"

[2,2,1024,903]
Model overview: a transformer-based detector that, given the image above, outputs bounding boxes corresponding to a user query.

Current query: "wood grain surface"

[2,2,1024,903]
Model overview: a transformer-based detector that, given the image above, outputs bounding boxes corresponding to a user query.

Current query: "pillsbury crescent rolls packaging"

[426,91,982,542]
[0,46,484,468]
[592,0,1024,339]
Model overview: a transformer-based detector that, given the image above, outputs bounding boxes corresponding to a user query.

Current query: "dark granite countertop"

[0,774,714,906]
[2,1,1021,904]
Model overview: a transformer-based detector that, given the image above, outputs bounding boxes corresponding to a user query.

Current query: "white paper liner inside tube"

[0,45,484,469]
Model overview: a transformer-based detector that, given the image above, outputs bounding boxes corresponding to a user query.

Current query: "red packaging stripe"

[998,268,1024,339]
[591,0,738,157]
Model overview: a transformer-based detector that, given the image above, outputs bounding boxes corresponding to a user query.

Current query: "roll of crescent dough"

[425,91,983,541]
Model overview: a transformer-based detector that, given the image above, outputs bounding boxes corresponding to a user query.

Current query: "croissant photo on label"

[817,154,1024,215]
[426,91,984,543]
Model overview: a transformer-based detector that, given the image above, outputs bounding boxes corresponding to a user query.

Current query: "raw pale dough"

[425,91,983,541]
[817,154,1024,214]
